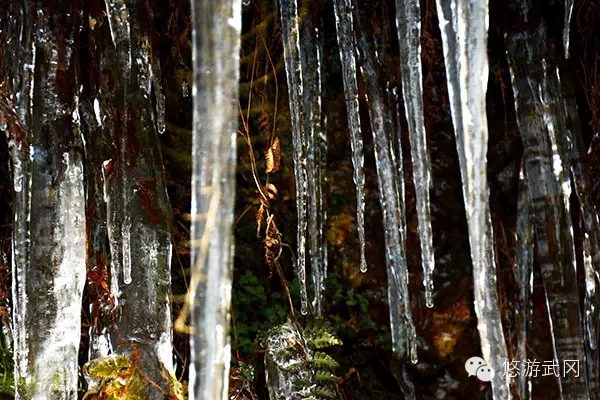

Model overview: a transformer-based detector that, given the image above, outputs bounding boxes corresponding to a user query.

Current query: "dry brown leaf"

[265,137,281,174]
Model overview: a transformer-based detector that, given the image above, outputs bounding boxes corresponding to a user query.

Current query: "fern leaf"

[314,370,338,384]
[312,385,336,399]
[312,331,343,349]
[312,352,339,370]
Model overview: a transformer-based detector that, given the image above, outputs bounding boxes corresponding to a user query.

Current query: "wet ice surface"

[5,7,86,398]
[435,0,510,397]
[356,34,417,370]
[506,15,588,398]
[189,0,241,399]
[333,0,368,274]
[301,13,328,317]
[279,0,309,315]
[395,0,436,309]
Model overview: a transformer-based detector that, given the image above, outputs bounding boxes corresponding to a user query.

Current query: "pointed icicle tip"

[360,255,367,273]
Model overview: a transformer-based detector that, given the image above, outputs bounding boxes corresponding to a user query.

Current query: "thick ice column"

[6,3,86,398]
[435,0,510,398]
[506,17,588,398]
[2,2,35,397]
[560,71,600,396]
[96,2,176,397]
[189,0,241,399]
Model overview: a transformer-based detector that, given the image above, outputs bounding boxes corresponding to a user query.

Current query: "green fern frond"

[314,370,338,384]
[312,352,339,370]
[305,318,333,335]
[291,377,313,388]
[311,385,336,399]
[312,331,342,349]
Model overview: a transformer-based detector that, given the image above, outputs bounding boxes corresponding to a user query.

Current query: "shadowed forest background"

[1,0,600,399]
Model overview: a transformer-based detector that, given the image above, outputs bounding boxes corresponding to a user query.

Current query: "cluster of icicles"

[277,0,598,399]
[2,0,598,399]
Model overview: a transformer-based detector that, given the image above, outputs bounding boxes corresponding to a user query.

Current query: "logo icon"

[465,356,495,382]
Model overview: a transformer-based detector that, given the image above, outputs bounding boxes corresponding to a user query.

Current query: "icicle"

[91,3,176,396]
[312,21,328,315]
[10,134,30,399]
[435,0,510,397]
[102,159,120,302]
[506,16,588,397]
[6,3,87,397]
[122,215,132,284]
[559,70,600,394]
[79,97,116,362]
[298,6,327,316]
[104,0,132,74]
[583,232,598,345]
[5,4,35,390]
[19,149,87,399]
[564,0,574,59]
[151,59,166,134]
[395,0,435,308]
[356,35,417,369]
[279,0,309,315]
[188,0,241,398]
[332,0,368,273]
[513,167,533,400]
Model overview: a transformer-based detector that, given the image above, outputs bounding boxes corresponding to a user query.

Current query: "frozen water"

[506,17,588,398]
[357,34,417,367]
[333,0,368,273]
[279,0,309,315]
[395,0,436,308]
[435,0,510,397]
[188,0,241,399]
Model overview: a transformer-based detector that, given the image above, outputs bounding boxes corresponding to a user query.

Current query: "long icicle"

[189,0,241,398]
[301,6,328,316]
[506,17,588,397]
[395,0,435,308]
[564,0,574,59]
[435,0,510,397]
[4,0,35,393]
[356,33,417,369]
[513,166,534,399]
[279,0,309,315]
[332,0,368,273]
[560,70,600,396]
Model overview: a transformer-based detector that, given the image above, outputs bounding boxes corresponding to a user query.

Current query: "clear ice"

[395,0,436,308]
[300,11,328,316]
[506,15,588,397]
[6,5,86,398]
[333,0,368,273]
[189,0,241,399]
[97,2,176,397]
[435,0,510,397]
[279,0,309,315]
[564,0,574,59]
[560,70,600,393]
[513,167,534,399]
[356,34,417,368]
